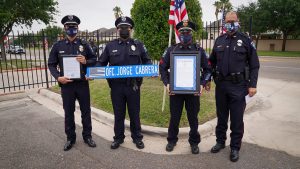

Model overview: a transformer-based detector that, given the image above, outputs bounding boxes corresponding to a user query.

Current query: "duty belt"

[215,72,245,83]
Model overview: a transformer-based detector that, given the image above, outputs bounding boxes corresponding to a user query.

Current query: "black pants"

[215,80,248,150]
[110,83,143,142]
[61,81,92,142]
[168,94,201,145]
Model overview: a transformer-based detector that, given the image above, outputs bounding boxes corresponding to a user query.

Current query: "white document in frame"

[63,57,81,79]
[175,58,194,88]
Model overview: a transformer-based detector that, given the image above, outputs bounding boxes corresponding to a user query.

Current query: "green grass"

[257,51,300,57]
[50,78,216,128]
[0,59,42,70]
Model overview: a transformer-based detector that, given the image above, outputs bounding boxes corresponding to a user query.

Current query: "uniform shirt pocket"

[128,49,141,64]
[235,46,247,61]
[109,50,121,65]
[215,47,225,61]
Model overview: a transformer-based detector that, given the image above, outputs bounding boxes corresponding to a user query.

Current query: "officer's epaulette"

[220,33,226,37]
[195,43,201,51]
[79,38,87,45]
[133,39,141,45]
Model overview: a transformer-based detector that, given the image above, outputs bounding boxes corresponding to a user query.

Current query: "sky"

[12,0,257,33]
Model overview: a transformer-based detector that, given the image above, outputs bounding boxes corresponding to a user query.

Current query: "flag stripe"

[168,0,189,43]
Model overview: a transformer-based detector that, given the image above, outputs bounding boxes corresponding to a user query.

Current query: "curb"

[36,88,259,138]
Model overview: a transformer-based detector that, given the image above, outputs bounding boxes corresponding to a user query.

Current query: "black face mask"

[65,25,78,38]
[179,32,192,45]
[119,29,130,39]
[119,26,130,39]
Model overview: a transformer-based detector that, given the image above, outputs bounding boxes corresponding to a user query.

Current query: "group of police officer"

[48,11,259,162]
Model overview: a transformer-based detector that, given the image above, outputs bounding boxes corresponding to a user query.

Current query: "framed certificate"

[61,55,82,80]
[170,53,201,94]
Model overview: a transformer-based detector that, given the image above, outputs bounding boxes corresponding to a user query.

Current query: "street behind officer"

[159,20,211,154]
[98,16,152,150]
[209,11,260,162]
[48,15,97,151]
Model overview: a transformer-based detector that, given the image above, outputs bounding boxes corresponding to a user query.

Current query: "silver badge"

[121,17,126,21]
[68,15,73,20]
[237,39,243,46]
[131,45,136,51]
[79,45,84,52]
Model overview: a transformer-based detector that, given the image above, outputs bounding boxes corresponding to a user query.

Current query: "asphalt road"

[0,95,299,169]
[259,56,300,82]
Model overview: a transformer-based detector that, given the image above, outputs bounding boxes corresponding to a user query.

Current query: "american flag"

[168,0,189,43]
[44,38,48,49]
[219,9,226,35]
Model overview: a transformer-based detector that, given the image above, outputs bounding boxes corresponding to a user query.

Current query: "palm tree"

[213,0,233,21]
[113,6,123,19]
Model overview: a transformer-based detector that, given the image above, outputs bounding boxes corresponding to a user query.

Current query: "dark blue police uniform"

[209,31,260,151]
[160,44,211,147]
[98,17,152,148]
[48,15,96,150]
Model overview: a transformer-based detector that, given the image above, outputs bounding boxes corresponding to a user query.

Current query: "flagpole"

[162,24,173,112]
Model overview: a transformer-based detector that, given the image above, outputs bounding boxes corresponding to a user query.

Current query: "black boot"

[63,140,75,151]
[111,140,124,149]
[84,138,96,148]
[166,142,176,152]
[190,144,199,154]
[133,140,145,149]
[230,149,239,162]
[210,143,225,153]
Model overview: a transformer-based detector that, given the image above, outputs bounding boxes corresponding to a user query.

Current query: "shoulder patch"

[251,41,256,49]
[162,48,168,58]
[143,45,148,52]
[80,39,87,45]
[133,39,141,45]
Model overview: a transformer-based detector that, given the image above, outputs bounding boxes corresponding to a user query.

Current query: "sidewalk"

[20,76,300,157]
[27,85,259,155]
[1,94,298,169]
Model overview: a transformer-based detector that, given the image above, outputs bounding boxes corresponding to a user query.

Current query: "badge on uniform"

[68,15,73,20]
[131,45,136,51]
[237,40,243,46]
[79,45,84,52]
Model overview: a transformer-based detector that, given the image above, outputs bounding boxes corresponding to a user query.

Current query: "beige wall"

[254,39,300,51]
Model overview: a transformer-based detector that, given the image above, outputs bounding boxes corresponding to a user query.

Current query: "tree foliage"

[237,0,300,51]
[213,0,232,21]
[0,0,58,38]
[237,2,266,35]
[131,0,203,60]
[258,0,300,51]
[38,25,64,47]
[113,6,123,19]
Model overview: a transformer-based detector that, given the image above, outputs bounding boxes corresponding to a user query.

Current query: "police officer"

[48,15,97,151]
[159,20,211,154]
[98,16,152,149]
[89,39,98,57]
[209,11,260,162]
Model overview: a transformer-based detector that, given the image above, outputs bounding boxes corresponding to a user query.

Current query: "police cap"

[115,16,134,28]
[176,20,196,32]
[61,15,81,25]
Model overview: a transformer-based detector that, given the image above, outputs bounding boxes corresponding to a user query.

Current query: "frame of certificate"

[170,53,201,94]
[61,55,82,80]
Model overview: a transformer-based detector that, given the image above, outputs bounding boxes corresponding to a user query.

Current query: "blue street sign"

[86,65,159,79]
